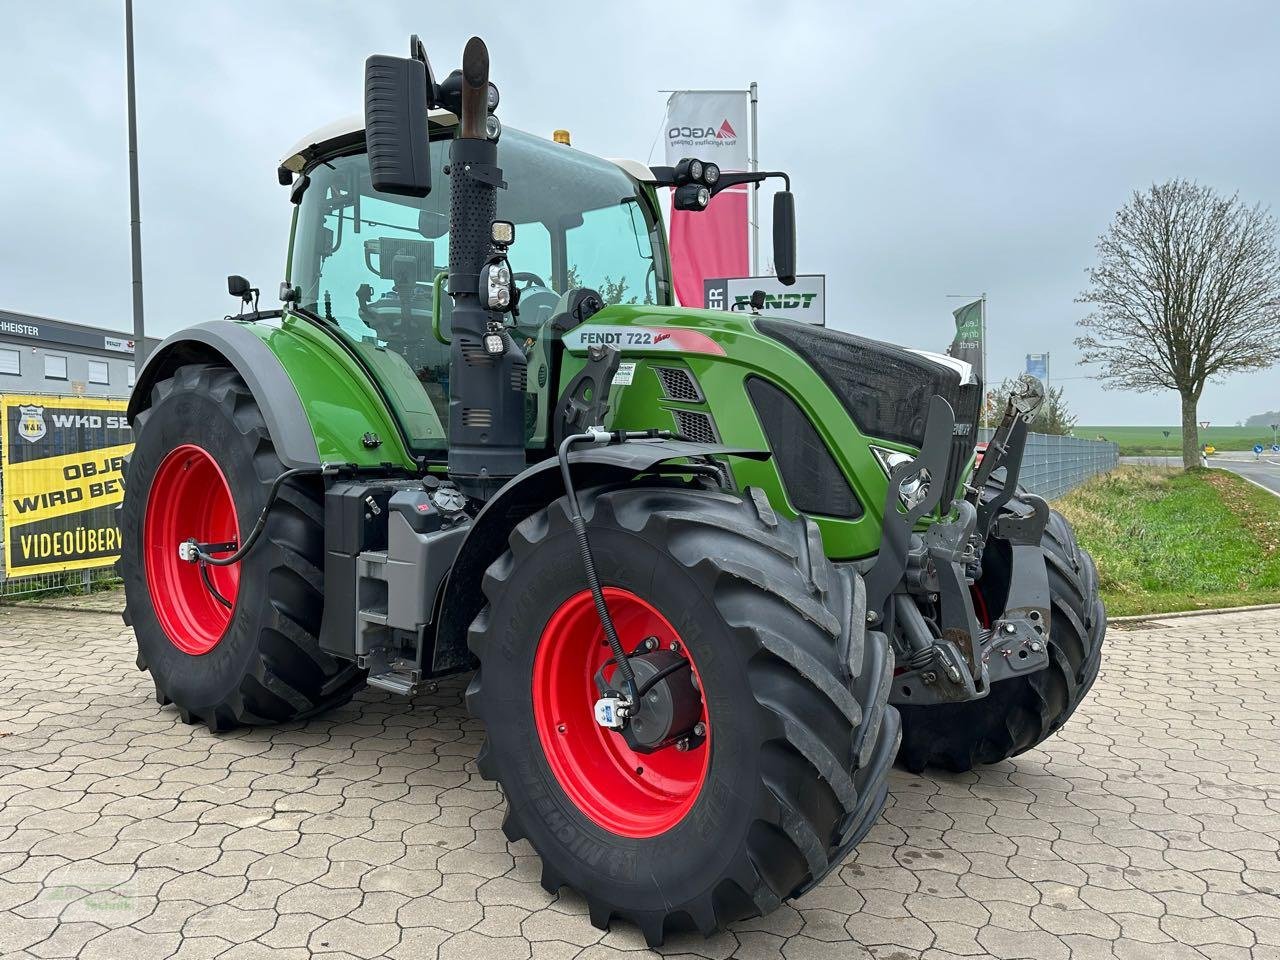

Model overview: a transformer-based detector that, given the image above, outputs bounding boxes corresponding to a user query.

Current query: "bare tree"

[1075,180,1280,467]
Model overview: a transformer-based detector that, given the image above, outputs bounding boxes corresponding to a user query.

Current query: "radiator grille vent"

[671,409,719,444]
[654,366,703,403]
[462,407,492,428]
[511,363,528,392]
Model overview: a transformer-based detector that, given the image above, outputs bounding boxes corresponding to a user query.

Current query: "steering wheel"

[514,271,548,291]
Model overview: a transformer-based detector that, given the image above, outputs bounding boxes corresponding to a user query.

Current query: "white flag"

[663,91,750,171]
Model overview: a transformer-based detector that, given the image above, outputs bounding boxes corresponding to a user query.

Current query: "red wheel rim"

[532,588,710,838]
[143,444,240,655]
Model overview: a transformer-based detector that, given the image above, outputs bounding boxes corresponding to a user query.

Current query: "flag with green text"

[947,299,984,382]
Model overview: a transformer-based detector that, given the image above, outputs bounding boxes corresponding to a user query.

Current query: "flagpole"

[980,292,988,426]
[749,81,759,277]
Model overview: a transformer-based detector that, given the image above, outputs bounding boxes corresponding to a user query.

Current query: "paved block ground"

[1,596,1278,959]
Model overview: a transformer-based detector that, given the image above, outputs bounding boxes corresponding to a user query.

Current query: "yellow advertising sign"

[1,394,132,576]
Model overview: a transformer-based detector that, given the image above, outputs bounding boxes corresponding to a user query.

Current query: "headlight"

[702,162,720,185]
[481,258,514,312]
[871,446,930,509]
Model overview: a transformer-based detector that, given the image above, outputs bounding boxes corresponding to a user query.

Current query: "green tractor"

[119,36,1105,945]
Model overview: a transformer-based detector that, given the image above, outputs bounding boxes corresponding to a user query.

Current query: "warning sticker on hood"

[563,325,726,357]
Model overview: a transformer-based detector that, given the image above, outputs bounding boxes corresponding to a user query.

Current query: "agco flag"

[1,394,132,576]
[663,90,751,307]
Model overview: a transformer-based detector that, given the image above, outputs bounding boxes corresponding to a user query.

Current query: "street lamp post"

[125,0,147,368]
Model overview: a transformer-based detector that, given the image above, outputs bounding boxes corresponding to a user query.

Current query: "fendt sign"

[703,274,826,325]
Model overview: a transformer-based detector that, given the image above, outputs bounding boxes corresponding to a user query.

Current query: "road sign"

[1199,421,1210,429]
[1255,444,1265,456]
[1272,444,1279,453]
[1162,430,1171,439]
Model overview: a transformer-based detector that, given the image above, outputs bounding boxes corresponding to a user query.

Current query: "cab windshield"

[289,127,670,453]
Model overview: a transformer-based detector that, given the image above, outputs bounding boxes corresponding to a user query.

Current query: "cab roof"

[279,114,656,185]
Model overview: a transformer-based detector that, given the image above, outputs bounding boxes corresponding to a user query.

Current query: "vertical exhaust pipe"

[446,37,527,495]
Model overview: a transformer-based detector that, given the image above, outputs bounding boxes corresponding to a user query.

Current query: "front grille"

[747,377,862,519]
[654,366,703,402]
[462,407,492,428]
[755,318,981,513]
[671,409,719,444]
[755,319,967,449]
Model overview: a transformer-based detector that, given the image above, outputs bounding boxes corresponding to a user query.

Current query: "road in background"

[1122,452,1280,496]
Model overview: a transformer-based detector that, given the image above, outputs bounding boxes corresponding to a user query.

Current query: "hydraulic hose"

[558,431,637,702]
[556,427,681,704]
[191,467,320,566]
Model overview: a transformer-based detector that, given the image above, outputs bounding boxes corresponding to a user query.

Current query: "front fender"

[429,440,767,674]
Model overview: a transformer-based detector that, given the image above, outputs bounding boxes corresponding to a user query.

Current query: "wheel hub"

[616,649,705,753]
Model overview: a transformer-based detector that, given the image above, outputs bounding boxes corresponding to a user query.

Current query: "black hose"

[192,467,318,566]
[635,657,691,699]
[558,431,637,702]
[200,561,232,609]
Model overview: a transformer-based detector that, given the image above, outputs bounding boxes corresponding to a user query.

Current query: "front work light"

[674,183,711,211]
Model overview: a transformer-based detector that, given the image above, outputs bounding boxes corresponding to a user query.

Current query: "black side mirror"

[773,191,797,286]
[364,54,431,197]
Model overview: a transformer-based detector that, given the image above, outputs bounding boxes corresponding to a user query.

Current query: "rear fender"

[129,317,416,470]
[130,319,321,468]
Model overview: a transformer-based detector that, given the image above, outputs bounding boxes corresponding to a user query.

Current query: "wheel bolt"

[669,641,680,652]
[556,723,566,734]
[693,722,706,737]
[675,739,689,752]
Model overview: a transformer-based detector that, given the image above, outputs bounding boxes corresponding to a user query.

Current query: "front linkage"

[865,376,1052,706]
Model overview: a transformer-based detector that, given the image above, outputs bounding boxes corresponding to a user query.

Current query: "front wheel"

[466,484,899,946]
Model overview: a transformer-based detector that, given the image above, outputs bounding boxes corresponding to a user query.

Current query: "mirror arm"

[710,170,790,195]
[647,167,790,194]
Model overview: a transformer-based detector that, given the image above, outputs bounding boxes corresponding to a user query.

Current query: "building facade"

[0,309,159,400]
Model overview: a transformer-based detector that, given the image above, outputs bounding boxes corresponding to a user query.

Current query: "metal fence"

[980,429,1120,500]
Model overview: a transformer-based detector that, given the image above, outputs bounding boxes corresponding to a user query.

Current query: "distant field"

[1075,424,1276,455]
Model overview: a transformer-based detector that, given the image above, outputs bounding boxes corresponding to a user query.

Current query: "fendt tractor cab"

[120,36,1106,944]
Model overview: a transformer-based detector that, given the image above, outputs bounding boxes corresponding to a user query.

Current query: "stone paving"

[1,597,1278,959]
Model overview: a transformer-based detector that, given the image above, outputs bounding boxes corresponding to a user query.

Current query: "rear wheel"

[896,500,1106,772]
[120,364,364,731]
[466,484,899,946]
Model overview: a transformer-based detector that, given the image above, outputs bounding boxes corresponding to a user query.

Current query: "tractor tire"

[466,483,899,946]
[896,496,1106,773]
[119,364,364,731]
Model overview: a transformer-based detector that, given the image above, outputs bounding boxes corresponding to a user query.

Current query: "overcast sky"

[3,1,1279,425]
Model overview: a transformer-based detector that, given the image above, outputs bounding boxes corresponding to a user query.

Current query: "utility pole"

[125,0,147,367]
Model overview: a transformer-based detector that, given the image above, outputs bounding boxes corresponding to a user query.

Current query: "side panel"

[558,305,907,560]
